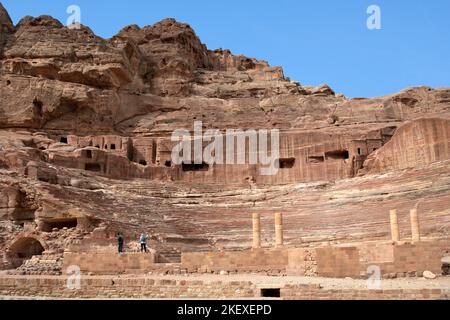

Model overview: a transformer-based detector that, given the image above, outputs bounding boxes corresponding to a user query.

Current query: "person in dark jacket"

[117,232,124,253]
[140,233,148,253]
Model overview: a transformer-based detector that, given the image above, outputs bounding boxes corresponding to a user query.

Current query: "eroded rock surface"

[0,3,449,271]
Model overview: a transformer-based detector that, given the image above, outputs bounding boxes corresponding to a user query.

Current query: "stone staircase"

[156,247,182,263]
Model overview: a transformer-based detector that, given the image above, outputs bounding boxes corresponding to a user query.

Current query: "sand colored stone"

[0,3,449,301]
[252,213,261,249]
[390,209,400,242]
[275,213,284,247]
[410,208,421,243]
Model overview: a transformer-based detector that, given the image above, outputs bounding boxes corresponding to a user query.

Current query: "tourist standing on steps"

[117,232,124,254]
[140,233,148,253]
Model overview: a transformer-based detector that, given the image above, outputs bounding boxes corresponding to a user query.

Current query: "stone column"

[275,213,284,247]
[252,213,261,249]
[410,208,421,242]
[389,209,400,242]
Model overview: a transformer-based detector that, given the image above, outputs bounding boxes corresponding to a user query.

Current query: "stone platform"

[0,274,449,300]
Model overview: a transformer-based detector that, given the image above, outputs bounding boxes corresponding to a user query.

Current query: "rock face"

[0,3,449,269]
[364,118,450,174]
[0,2,13,56]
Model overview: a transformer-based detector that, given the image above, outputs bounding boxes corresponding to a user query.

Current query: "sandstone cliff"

[0,3,449,270]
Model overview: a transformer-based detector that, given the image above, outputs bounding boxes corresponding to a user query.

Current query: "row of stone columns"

[252,208,422,248]
[389,208,421,243]
[252,213,284,249]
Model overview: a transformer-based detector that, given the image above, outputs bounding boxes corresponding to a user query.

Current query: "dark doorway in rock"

[357,148,362,155]
[60,137,68,144]
[85,163,101,172]
[182,162,209,172]
[40,218,78,232]
[442,257,450,276]
[11,208,35,223]
[86,150,93,159]
[278,158,296,169]
[325,150,350,160]
[110,144,116,150]
[261,288,280,298]
[308,156,325,163]
[139,160,147,166]
[152,142,157,164]
[165,161,172,168]
[32,98,43,116]
[8,237,45,268]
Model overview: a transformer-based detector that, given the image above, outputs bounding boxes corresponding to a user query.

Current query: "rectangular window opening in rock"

[40,218,78,232]
[182,162,210,172]
[308,156,325,163]
[85,163,101,172]
[261,288,280,298]
[84,150,93,159]
[325,150,350,160]
[279,158,296,169]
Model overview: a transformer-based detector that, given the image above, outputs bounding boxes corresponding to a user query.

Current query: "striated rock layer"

[0,3,449,270]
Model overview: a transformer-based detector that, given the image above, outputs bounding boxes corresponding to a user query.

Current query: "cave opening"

[85,163,101,172]
[308,156,325,163]
[165,160,172,167]
[443,257,450,276]
[110,144,116,150]
[325,150,350,160]
[278,158,296,169]
[139,160,148,166]
[32,98,43,116]
[11,208,36,223]
[60,137,68,144]
[8,237,45,268]
[40,218,78,232]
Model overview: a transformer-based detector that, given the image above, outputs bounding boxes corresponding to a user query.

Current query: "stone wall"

[0,276,257,299]
[315,247,361,278]
[286,248,317,276]
[0,276,449,300]
[178,240,448,279]
[62,252,156,275]
[181,248,288,273]
[310,241,448,278]
[281,284,450,300]
[372,242,444,276]
[59,240,448,277]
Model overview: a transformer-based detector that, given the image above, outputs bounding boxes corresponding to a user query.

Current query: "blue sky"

[2,0,449,98]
